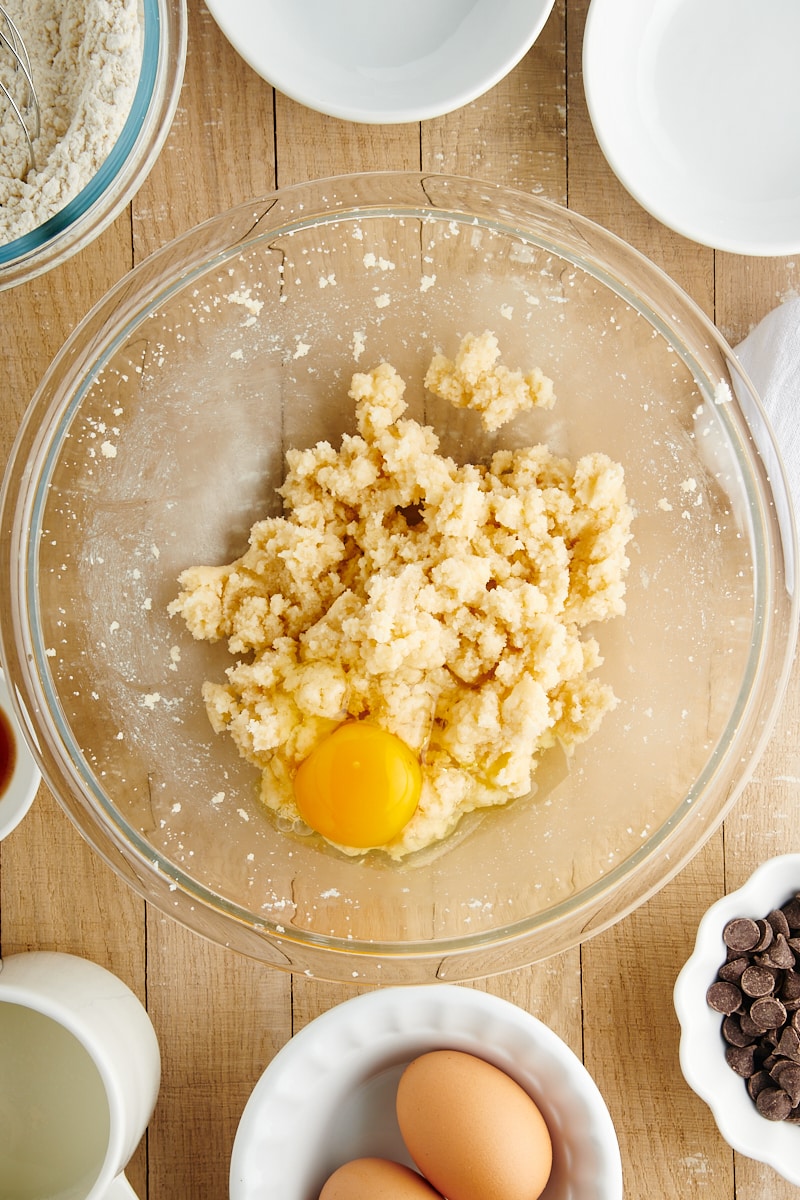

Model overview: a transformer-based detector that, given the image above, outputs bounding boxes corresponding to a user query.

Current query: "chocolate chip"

[719,956,749,983]
[722,1015,757,1047]
[747,1069,773,1100]
[776,1026,800,1062]
[726,1043,759,1077]
[741,965,777,998]
[768,908,792,939]
[754,920,775,952]
[771,1057,799,1082]
[707,981,743,1014]
[723,917,761,952]
[766,934,796,970]
[740,1009,763,1039]
[780,970,800,1002]
[781,897,800,930]
[771,1061,800,1105]
[750,996,788,1033]
[756,1087,793,1121]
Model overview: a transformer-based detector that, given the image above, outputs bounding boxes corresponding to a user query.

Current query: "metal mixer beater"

[0,4,40,175]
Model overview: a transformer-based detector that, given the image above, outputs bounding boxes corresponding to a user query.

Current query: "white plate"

[229,984,622,1200]
[0,667,40,840]
[583,0,800,255]
[205,0,556,124]
[674,855,800,1185]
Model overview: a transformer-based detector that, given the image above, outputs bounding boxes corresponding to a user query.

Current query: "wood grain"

[1,1,798,1197]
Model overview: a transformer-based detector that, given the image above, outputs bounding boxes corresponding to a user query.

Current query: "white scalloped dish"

[674,855,800,1184]
[229,984,621,1200]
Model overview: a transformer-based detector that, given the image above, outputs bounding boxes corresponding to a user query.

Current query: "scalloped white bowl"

[229,984,622,1200]
[674,854,800,1184]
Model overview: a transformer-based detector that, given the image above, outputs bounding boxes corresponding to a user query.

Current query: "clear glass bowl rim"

[2,172,797,978]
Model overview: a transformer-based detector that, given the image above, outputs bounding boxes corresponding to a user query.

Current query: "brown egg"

[396,1049,553,1200]
[318,1156,444,1199]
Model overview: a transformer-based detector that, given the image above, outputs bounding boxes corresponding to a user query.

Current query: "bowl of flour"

[0,0,187,290]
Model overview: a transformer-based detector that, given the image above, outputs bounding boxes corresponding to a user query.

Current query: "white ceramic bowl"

[674,855,800,1184]
[229,984,622,1200]
[583,0,800,255]
[0,666,40,840]
[205,0,556,123]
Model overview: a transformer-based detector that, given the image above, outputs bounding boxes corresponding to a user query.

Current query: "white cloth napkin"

[735,297,800,518]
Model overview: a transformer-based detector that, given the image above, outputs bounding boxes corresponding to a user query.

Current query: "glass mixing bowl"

[1,174,796,982]
[0,0,187,291]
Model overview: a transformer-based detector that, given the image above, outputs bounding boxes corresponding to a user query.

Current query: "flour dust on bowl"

[0,0,187,291]
[0,174,795,982]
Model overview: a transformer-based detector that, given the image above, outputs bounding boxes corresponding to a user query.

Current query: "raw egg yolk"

[293,722,422,848]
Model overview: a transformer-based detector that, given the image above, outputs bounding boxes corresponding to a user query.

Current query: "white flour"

[0,0,142,246]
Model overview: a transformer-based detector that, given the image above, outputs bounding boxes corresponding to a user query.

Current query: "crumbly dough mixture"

[0,0,142,245]
[425,329,555,432]
[169,333,634,859]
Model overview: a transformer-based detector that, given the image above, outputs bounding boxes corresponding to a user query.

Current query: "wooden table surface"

[2,2,800,1196]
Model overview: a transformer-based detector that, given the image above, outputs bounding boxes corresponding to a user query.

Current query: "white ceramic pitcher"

[0,951,161,1199]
